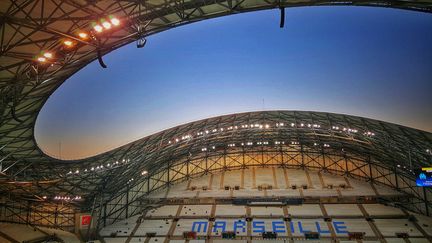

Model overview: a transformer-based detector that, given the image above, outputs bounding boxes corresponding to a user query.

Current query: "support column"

[318,171,326,188]
[370,183,380,197]
[163,187,170,199]
[343,177,352,188]
[424,187,430,217]
[305,169,313,188]
[220,171,225,190]
[272,167,278,189]
[284,168,290,189]
[252,167,257,189]
[241,169,245,189]
[209,174,214,190]
[186,180,192,190]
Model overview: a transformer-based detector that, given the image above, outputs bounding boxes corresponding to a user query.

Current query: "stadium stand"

[1,110,431,243]
[98,167,432,243]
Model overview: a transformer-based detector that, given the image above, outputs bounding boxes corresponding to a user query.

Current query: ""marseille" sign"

[191,220,348,234]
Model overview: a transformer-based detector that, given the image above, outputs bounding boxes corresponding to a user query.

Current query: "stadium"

[1,1,432,243]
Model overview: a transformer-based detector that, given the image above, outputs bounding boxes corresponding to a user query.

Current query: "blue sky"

[35,6,432,159]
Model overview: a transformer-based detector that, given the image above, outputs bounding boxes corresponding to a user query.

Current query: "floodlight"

[137,37,147,48]
[78,32,88,39]
[93,24,103,32]
[102,21,112,29]
[37,57,47,62]
[63,40,74,47]
[43,52,53,58]
[110,17,120,26]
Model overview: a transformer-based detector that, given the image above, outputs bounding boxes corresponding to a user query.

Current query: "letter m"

[192,221,208,233]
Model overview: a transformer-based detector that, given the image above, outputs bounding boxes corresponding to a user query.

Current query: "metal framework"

[1,0,432,230]
[1,110,431,230]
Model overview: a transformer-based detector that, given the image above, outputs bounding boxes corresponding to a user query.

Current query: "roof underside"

[0,0,432,211]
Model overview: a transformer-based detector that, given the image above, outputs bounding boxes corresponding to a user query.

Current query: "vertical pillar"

[318,171,325,189]
[284,167,290,189]
[304,169,313,188]
[272,167,278,189]
[241,169,245,189]
[103,204,107,227]
[126,185,129,218]
[220,171,225,190]
[280,146,285,166]
[223,151,227,168]
[344,154,349,174]
[252,167,256,189]
[209,174,214,190]
[301,144,305,167]
[321,149,326,170]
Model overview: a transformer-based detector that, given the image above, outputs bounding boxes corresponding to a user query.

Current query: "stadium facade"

[1,0,432,242]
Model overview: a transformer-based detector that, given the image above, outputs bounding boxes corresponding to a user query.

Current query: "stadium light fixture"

[63,40,74,47]
[93,23,103,33]
[91,15,120,34]
[137,37,147,48]
[43,52,53,58]
[78,32,89,39]
[37,56,47,62]
[102,20,112,30]
[109,16,120,26]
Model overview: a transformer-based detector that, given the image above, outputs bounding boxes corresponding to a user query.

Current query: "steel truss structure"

[98,143,432,228]
[0,110,431,230]
[1,0,432,231]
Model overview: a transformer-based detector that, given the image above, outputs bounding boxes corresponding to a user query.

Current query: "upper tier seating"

[147,205,180,217]
[99,215,140,237]
[140,167,403,200]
